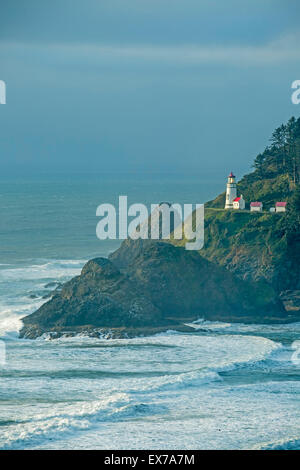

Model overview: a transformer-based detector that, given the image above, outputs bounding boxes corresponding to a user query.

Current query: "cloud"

[1,32,300,68]
[87,34,300,65]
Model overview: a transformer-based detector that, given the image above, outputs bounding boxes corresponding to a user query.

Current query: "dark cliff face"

[20,241,289,340]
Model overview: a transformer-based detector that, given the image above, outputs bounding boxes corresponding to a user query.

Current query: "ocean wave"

[0,330,293,450]
[0,302,45,339]
[0,392,130,450]
[0,259,86,338]
[253,436,300,450]
[0,259,86,282]
[186,318,300,335]
[0,392,169,450]
[184,320,232,331]
[131,369,222,394]
[74,333,281,395]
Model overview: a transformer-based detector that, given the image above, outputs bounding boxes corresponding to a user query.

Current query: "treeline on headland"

[254,116,300,185]
[239,117,300,242]
[208,116,300,212]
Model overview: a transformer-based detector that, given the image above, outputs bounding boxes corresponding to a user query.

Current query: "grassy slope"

[172,205,291,294]
[200,208,287,287]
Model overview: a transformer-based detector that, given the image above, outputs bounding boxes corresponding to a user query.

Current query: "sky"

[0,0,299,176]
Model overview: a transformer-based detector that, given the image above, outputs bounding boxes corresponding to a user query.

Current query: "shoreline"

[19,313,300,340]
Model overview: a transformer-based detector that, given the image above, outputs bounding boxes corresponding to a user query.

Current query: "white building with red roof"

[250,201,263,212]
[233,195,245,210]
[275,202,287,212]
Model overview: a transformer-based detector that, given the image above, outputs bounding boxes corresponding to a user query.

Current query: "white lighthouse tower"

[225,172,237,209]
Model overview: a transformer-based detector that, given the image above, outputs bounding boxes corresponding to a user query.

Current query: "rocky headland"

[20,117,300,339]
[20,240,294,339]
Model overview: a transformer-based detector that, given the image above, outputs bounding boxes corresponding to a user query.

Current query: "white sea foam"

[0,303,45,338]
[0,332,297,450]
[184,320,232,330]
[0,259,86,282]
[0,259,85,338]
[0,258,299,450]
[254,436,300,450]
[0,392,130,450]
[33,333,281,394]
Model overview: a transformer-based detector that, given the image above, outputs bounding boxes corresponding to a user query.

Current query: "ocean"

[0,173,299,450]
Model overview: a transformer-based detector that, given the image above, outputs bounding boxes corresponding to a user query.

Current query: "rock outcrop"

[20,241,291,339]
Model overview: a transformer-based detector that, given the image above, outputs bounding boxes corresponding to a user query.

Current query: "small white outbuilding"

[275,202,287,212]
[250,202,263,212]
[233,195,245,210]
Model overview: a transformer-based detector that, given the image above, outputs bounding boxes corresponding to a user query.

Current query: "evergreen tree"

[253,153,266,179]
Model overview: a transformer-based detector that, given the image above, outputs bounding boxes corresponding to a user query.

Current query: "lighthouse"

[225,172,237,209]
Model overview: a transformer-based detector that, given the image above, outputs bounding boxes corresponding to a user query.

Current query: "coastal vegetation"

[194,117,300,293]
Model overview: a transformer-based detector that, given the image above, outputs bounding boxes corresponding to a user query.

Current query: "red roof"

[250,202,262,207]
[233,197,241,202]
[228,172,235,178]
[276,202,287,207]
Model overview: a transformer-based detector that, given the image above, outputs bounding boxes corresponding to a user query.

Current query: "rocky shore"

[20,241,295,340]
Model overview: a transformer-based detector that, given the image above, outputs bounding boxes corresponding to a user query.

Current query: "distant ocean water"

[0,172,299,450]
